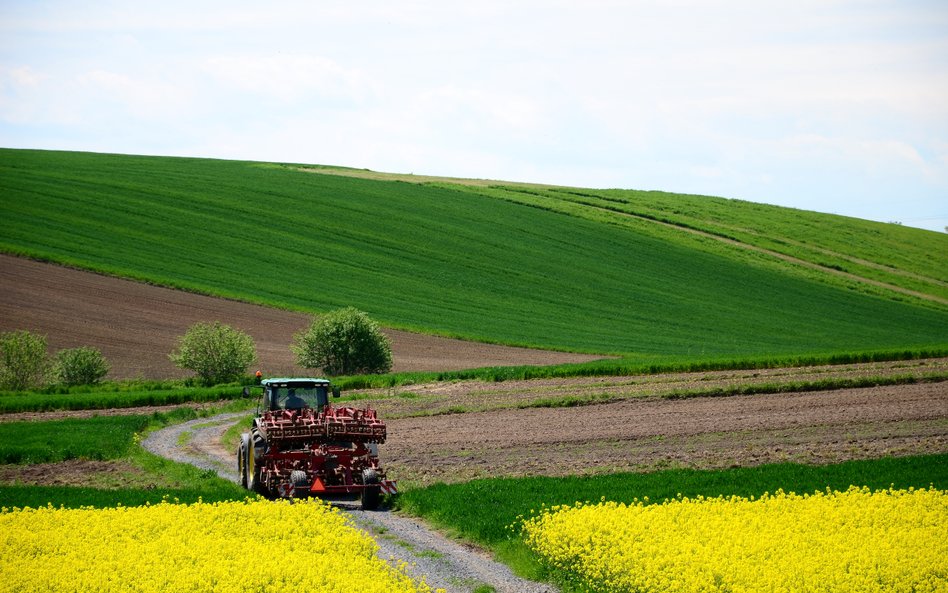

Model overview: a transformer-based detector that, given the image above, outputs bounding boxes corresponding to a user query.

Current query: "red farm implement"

[237,378,397,510]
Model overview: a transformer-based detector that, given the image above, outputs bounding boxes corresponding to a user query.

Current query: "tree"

[169,322,256,386]
[293,307,392,376]
[0,330,48,391]
[53,347,110,386]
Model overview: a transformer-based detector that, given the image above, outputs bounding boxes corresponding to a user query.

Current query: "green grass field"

[462,184,948,302]
[0,381,255,413]
[0,411,248,509]
[2,149,947,362]
[0,415,150,464]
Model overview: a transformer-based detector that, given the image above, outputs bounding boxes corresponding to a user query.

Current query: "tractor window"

[271,385,330,410]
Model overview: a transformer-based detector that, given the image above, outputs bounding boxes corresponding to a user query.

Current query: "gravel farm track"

[3,253,948,592]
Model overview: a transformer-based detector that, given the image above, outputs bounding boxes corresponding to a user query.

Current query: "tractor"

[236,377,396,510]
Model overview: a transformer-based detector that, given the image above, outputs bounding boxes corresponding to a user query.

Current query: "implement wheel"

[290,470,309,489]
[361,468,381,511]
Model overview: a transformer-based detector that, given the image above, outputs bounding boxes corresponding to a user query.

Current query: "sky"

[2,1,947,232]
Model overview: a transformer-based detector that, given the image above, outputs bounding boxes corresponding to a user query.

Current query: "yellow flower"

[0,498,437,593]
[521,486,948,593]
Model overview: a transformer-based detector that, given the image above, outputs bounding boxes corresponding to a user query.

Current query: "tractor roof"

[261,378,332,386]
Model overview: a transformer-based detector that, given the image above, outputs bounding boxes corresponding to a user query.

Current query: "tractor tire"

[238,433,250,489]
[361,468,381,511]
[248,430,269,497]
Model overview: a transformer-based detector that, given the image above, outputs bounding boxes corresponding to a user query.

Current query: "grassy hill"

[1,148,946,362]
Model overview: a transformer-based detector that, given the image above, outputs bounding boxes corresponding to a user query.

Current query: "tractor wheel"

[248,430,269,497]
[361,468,381,511]
[238,433,250,489]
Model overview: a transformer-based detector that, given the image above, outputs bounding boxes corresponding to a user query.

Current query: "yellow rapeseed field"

[521,486,948,593]
[0,498,438,593]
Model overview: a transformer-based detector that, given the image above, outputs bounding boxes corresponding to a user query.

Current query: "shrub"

[0,330,48,391]
[293,307,392,376]
[53,347,110,386]
[169,322,256,386]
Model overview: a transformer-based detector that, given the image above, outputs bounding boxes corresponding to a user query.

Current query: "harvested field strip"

[0,460,166,491]
[348,358,948,418]
[3,358,943,420]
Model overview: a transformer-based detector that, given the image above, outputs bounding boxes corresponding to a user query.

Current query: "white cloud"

[204,54,375,105]
[777,133,930,178]
[414,86,544,133]
[5,65,44,88]
[77,70,192,119]
[0,65,55,124]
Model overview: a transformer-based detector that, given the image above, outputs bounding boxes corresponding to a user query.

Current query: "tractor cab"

[260,378,340,412]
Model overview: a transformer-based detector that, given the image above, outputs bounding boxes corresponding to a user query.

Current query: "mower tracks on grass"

[142,413,555,593]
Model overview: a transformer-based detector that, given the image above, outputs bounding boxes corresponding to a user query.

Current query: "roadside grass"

[220,413,254,451]
[394,454,948,583]
[0,483,247,509]
[3,149,947,360]
[0,409,248,509]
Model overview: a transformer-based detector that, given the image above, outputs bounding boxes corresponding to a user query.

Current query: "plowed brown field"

[0,254,602,379]
[382,381,948,484]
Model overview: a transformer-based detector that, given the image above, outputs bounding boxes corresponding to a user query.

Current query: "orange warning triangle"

[311,477,326,492]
